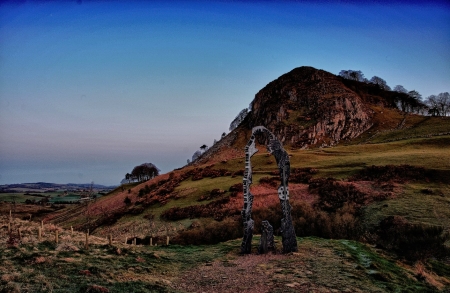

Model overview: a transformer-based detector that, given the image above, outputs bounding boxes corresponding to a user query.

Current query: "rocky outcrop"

[248,66,374,148]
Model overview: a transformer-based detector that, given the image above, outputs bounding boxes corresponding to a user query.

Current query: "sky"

[0,0,449,186]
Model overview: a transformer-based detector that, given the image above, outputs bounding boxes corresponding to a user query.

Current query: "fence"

[1,211,170,249]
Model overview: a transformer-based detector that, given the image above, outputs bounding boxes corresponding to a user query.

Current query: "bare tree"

[408,90,422,101]
[393,85,408,93]
[370,76,391,91]
[229,108,249,131]
[339,70,366,82]
[437,92,450,116]
[426,95,440,116]
[191,150,202,162]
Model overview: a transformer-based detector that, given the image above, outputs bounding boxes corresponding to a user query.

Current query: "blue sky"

[0,1,449,185]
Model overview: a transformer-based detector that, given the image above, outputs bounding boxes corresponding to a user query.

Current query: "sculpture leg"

[281,218,297,253]
[241,219,254,254]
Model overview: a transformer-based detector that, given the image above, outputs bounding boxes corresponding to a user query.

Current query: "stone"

[258,220,275,254]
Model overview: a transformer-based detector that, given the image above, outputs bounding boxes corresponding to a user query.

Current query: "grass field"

[1,216,447,293]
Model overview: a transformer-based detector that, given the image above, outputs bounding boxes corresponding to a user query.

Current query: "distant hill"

[0,182,116,193]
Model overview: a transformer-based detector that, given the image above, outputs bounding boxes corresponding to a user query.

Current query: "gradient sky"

[0,1,449,186]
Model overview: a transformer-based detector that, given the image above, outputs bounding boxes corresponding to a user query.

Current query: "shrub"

[375,216,449,260]
[310,179,367,212]
[233,169,245,177]
[229,183,243,192]
[351,164,428,183]
[259,176,279,188]
[171,217,242,245]
[124,196,131,205]
[198,189,226,201]
[289,167,315,183]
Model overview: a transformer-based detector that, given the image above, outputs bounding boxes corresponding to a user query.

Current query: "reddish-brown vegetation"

[351,164,429,183]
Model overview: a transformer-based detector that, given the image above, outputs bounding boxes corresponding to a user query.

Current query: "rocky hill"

[196,66,418,165]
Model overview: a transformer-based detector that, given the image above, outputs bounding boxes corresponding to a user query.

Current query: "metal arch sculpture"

[241,126,298,254]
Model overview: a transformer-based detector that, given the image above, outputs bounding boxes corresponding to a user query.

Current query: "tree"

[125,173,131,183]
[229,108,249,131]
[437,92,450,117]
[370,76,391,91]
[221,132,226,139]
[393,85,408,93]
[425,95,440,116]
[131,163,160,182]
[339,70,366,82]
[192,150,202,162]
[408,90,422,101]
[200,144,208,152]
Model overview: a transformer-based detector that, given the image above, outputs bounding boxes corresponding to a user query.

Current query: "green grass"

[288,135,450,179]
[0,237,443,292]
[362,182,450,232]
[366,116,450,144]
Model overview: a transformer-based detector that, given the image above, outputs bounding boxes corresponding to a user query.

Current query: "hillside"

[36,67,450,291]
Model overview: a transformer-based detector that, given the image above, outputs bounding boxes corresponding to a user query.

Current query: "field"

[1,217,447,292]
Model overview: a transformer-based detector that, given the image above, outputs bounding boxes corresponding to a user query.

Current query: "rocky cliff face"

[248,66,374,148]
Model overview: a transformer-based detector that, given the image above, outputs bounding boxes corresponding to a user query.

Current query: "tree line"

[339,70,449,116]
[124,163,160,183]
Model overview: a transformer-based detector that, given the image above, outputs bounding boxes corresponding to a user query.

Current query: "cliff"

[248,66,377,148]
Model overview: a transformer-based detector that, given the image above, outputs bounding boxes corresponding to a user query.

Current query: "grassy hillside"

[46,132,450,238]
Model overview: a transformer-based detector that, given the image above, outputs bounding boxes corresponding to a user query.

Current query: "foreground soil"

[1,218,448,293]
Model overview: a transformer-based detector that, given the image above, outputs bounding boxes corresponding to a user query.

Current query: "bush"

[259,176,278,188]
[375,216,449,260]
[351,164,428,183]
[289,167,317,183]
[253,201,361,240]
[124,196,131,205]
[229,183,243,192]
[171,217,242,245]
[310,178,367,212]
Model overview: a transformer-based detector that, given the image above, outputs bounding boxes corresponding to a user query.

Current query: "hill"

[38,67,450,291]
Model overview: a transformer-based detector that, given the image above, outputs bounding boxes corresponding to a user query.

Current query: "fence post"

[124,237,127,245]
[41,221,44,231]
[166,236,169,246]
[150,237,153,246]
[55,231,59,244]
[38,227,42,241]
[71,226,73,236]
[85,232,89,249]
[133,237,136,245]
[8,222,11,233]
[108,234,112,246]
